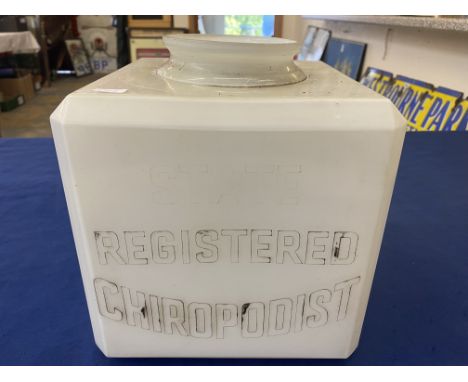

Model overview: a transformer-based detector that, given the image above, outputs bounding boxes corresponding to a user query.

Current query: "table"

[1,134,467,365]
[0,31,40,54]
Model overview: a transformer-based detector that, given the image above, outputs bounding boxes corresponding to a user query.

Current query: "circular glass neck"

[157,34,307,88]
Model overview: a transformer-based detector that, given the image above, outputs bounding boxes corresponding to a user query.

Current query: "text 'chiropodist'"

[92,229,361,339]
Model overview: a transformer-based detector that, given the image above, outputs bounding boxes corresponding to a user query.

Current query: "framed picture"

[129,28,187,38]
[322,38,367,80]
[79,27,118,73]
[64,39,92,77]
[297,26,331,61]
[128,16,173,29]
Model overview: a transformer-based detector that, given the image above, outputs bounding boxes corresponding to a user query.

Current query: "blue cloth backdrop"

[0,134,467,365]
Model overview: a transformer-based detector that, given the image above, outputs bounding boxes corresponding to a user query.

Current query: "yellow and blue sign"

[391,76,434,131]
[413,87,463,131]
[382,75,407,105]
[441,98,467,131]
[360,67,393,95]
[360,67,467,132]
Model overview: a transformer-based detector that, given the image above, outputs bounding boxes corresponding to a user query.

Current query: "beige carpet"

[1,74,104,138]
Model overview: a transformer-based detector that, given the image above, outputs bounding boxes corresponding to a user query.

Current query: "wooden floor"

[1,74,103,138]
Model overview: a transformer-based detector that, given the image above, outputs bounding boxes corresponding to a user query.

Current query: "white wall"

[282,16,468,95]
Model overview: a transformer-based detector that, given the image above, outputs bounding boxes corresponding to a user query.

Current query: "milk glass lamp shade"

[50,34,406,358]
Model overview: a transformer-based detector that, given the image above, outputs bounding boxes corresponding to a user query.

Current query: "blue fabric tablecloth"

[1,134,467,365]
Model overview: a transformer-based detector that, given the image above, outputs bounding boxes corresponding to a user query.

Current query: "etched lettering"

[124,231,148,265]
[215,304,238,339]
[94,278,123,321]
[331,232,358,265]
[94,276,362,339]
[162,298,187,336]
[221,229,248,263]
[305,289,332,328]
[241,302,265,338]
[251,230,274,263]
[151,231,176,264]
[305,231,329,265]
[195,230,219,263]
[95,231,127,265]
[276,230,302,264]
[149,295,162,333]
[94,229,359,266]
[335,277,361,321]
[121,286,150,330]
[188,303,212,338]
[294,294,306,332]
[268,298,293,336]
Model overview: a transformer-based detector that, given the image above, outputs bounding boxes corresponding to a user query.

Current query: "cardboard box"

[33,74,42,91]
[0,73,35,101]
[0,94,24,112]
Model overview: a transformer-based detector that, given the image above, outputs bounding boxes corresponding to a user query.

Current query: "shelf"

[303,16,468,33]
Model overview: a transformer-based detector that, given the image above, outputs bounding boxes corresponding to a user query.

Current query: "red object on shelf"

[136,48,170,59]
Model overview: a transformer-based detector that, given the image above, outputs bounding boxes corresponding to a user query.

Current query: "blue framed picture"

[322,38,367,80]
